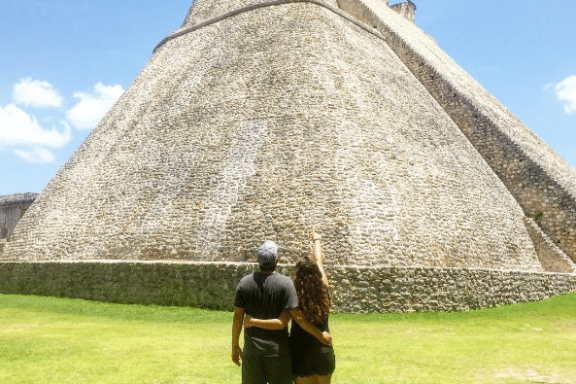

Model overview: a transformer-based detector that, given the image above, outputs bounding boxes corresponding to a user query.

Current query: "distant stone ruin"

[0,193,37,241]
[390,0,416,23]
[2,0,576,312]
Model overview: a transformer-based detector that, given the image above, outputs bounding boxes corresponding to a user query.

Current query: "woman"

[244,232,335,384]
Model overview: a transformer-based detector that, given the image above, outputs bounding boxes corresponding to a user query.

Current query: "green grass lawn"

[1,293,575,384]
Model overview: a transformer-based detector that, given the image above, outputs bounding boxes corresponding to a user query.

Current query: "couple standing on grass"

[232,233,336,384]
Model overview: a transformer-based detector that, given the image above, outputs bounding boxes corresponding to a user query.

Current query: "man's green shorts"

[242,355,293,384]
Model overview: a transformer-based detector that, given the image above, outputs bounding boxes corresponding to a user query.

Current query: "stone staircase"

[524,217,576,273]
[337,0,576,266]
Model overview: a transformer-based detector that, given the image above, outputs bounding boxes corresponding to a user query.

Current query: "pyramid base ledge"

[1,261,575,313]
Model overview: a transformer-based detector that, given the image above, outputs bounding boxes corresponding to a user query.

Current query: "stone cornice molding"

[154,0,385,53]
[0,193,38,207]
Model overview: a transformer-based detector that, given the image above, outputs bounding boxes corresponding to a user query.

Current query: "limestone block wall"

[181,0,340,29]
[1,261,576,313]
[331,265,576,312]
[2,1,546,273]
[338,0,576,264]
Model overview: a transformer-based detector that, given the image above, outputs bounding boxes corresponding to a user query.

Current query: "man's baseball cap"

[258,240,278,270]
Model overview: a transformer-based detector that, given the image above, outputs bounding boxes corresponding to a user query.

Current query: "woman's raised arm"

[312,232,329,287]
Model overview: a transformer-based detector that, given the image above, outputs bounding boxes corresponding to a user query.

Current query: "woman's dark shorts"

[292,351,336,378]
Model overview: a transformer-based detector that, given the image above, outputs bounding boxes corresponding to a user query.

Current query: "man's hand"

[231,344,243,366]
[243,315,254,329]
[320,331,332,346]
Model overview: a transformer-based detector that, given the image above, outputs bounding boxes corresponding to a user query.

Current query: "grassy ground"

[1,293,575,384]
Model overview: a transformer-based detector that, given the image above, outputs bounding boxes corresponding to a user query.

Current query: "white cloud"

[66,82,124,130]
[14,147,56,164]
[555,75,576,114]
[13,78,64,108]
[0,104,71,148]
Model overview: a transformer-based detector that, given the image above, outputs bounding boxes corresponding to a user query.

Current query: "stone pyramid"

[3,0,576,276]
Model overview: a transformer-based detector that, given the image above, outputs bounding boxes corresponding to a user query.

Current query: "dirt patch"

[493,368,573,383]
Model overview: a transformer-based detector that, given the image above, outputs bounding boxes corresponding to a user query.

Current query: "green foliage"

[1,293,575,384]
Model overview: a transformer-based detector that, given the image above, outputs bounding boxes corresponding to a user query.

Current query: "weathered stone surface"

[340,0,576,265]
[2,2,547,273]
[524,217,576,273]
[389,1,415,23]
[0,193,37,241]
[1,261,575,313]
[1,1,576,312]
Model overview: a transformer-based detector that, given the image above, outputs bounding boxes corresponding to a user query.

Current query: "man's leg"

[242,356,267,384]
[263,356,293,384]
[313,374,332,384]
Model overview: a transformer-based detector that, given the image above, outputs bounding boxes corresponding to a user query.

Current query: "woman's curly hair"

[294,256,331,325]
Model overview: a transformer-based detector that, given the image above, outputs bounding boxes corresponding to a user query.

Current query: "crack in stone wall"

[196,120,270,259]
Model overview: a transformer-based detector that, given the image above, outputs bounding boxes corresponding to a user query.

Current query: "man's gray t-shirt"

[234,271,298,358]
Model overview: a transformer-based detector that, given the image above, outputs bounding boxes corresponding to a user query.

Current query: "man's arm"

[232,306,245,366]
[289,308,332,346]
[244,310,291,330]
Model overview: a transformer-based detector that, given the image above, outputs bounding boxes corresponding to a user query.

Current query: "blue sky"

[1,0,575,195]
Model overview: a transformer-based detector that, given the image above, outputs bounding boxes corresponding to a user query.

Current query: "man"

[232,240,331,384]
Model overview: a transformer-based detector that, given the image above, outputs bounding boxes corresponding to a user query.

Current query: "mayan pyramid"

[3,0,576,277]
